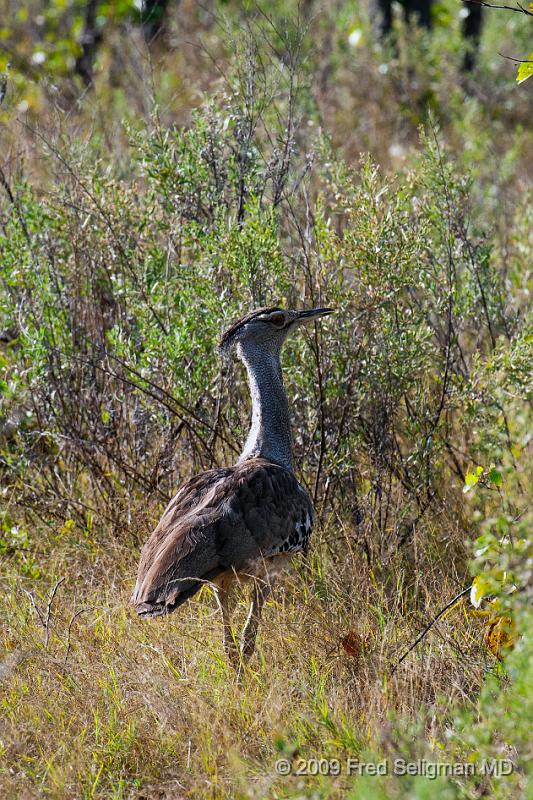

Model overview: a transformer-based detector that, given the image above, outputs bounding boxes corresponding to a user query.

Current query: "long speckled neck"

[237,341,293,471]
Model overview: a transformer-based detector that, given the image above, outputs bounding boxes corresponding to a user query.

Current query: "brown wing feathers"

[131,458,313,617]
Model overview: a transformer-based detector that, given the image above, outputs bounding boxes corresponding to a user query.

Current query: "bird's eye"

[269,312,286,328]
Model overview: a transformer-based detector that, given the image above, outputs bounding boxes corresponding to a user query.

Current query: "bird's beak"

[296,307,335,324]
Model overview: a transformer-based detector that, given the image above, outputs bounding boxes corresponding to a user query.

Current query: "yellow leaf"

[485,616,515,659]
[517,55,533,85]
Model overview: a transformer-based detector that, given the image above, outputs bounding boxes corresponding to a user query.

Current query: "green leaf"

[488,467,503,487]
[517,56,533,85]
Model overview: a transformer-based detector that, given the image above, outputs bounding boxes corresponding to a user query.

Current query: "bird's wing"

[131,458,313,616]
[226,459,314,559]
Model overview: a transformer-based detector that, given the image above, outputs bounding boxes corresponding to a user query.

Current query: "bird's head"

[219,306,334,358]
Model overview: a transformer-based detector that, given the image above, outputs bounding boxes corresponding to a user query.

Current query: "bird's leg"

[215,586,239,665]
[240,578,272,663]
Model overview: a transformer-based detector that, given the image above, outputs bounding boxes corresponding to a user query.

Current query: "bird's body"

[132,457,313,616]
[132,305,332,663]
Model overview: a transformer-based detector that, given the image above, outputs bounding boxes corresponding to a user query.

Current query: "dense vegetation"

[0,2,531,798]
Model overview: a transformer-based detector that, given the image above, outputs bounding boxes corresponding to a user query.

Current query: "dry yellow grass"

[0,500,489,799]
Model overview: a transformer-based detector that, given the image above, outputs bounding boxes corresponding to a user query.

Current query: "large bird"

[131,306,333,663]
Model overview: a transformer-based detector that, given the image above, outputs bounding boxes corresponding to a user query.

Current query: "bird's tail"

[132,581,204,617]
[132,565,231,618]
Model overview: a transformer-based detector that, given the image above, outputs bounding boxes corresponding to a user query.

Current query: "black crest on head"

[219,306,282,349]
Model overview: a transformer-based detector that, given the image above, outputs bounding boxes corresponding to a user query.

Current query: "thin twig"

[63,607,94,666]
[44,578,65,648]
[24,578,65,648]
[390,586,471,674]
[462,0,533,15]
[23,590,46,628]
[498,52,533,63]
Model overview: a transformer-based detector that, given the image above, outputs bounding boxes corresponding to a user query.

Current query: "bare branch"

[462,0,533,16]
[391,586,472,674]
[44,578,65,648]
[24,578,65,648]
[63,607,94,667]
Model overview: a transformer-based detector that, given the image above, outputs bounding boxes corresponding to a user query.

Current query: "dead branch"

[390,586,472,674]
[24,578,65,648]
[462,0,533,16]
[63,607,94,666]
